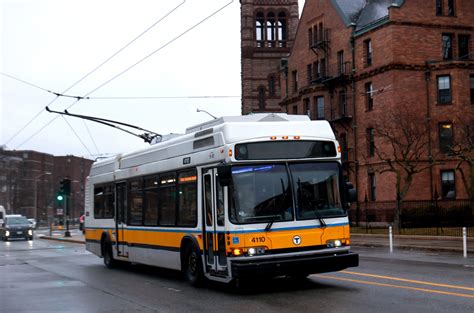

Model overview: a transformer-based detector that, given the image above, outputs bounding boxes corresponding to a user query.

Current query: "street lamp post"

[34,172,51,222]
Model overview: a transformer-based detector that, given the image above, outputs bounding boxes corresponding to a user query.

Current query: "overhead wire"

[14,0,234,150]
[60,116,93,157]
[5,0,187,147]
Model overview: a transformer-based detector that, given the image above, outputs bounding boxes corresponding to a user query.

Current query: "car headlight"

[5,230,10,237]
[28,229,33,236]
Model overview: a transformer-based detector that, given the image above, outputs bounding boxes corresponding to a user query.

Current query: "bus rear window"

[235,140,336,160]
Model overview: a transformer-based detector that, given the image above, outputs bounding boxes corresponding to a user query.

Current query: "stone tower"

[240,0,299,114]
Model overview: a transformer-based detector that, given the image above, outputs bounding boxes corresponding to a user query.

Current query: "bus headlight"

[326,239,343,248]
[247,247,266,256]
[5,230,10,237]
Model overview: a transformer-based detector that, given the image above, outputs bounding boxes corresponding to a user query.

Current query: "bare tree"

[369,104,439,230]
[450,114,474,201]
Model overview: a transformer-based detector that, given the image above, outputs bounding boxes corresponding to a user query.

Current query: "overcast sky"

[1,0,304,159]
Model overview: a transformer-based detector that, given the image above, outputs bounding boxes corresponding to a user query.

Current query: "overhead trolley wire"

[14,0,234,149]
[4,0,187,147]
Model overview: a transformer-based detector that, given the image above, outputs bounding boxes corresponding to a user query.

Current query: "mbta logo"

[292,235,302,246]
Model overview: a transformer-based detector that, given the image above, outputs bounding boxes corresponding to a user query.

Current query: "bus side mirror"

[217,164,232,186]
[346,182,357,203]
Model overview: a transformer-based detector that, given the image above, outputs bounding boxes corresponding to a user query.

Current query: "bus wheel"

[184,245,204,286]
[102,241,116,269]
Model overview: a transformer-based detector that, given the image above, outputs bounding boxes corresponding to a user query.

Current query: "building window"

[255,11,287,48]
[313,25,318,44]
[439,122,454,153]
[470,75,474,104]
[303,98,310,116]
[258,86,266,110]
[256,12,264,47]
[337,50,344,75]
[292,70,298,93]
[307,64,313,84]
[447,0,455,16]
[458,34,470,60]
[441,170,455,199]
[367,128,375,157]
[365,39,372,66]
[267,12,276,47]
[292,105,298,114]
[277,12,287,47]
[339,90,347,117]
[436,0,442,15]
[442,34,453,60]
[340,133,348,162]
[316,96,325,120]
[313,61,319,81]
[320,58,326,78]
[308,28,313,47]
[368,173,376,201]
[365,82,374,111]
[437,75,452,104]
[268,75,276,96]
[318,22,323,43]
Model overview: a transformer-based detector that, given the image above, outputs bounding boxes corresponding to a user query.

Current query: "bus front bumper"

[230,249,359,279]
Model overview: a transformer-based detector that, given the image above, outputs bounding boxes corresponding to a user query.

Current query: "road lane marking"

[318,275,474,299]
[341,270,474,292]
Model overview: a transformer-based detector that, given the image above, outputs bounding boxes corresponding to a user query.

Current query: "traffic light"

[59,178,71,196]
[56,193,64,201]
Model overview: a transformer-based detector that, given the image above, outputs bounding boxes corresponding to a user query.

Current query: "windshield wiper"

[315,212,327,228]
[264,215,280,232]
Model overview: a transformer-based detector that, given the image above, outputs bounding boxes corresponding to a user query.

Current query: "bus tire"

[102,240,116,269]
[183,245,204,287]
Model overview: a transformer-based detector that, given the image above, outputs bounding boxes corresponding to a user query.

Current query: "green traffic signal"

[57,194,64,201]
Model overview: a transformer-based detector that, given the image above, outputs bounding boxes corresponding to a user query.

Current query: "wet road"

[0,237,473,312]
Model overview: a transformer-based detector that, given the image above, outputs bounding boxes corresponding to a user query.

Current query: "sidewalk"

[39,231,473,255]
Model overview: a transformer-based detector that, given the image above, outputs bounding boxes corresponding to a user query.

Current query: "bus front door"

[202,169,227,276]
[115,182,129,258]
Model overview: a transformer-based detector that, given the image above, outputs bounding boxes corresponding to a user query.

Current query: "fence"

[350,200,474,237]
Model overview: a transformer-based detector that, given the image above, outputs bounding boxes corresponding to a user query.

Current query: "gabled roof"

[331,0,405,35]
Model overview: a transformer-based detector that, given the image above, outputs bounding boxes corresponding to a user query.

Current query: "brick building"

[240,0,300,114]
[0,147,93,225]
[241,0,474,224]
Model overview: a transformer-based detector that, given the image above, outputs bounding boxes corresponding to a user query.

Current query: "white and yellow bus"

[85,113,358,285]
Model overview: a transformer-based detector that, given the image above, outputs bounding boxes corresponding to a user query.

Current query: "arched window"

[258,86,266,110]
[256,12,264,47]
[277,12,287,47]
[255,11,287,48]
[266,12,276,47]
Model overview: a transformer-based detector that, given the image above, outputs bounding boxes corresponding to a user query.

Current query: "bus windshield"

[229,164,293,224]
[290,162,344,220]
[229,162,345,224]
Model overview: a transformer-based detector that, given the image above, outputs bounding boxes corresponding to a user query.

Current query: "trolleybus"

[85,113,358,285]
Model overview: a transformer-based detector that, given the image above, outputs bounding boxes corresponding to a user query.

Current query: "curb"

[40,236,85,244]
